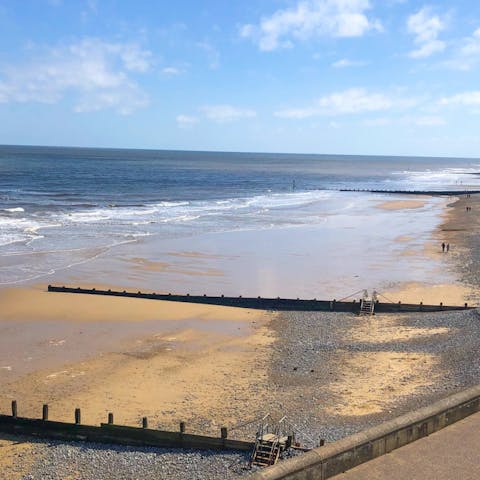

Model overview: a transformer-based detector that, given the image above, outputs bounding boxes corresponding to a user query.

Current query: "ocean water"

[1,145,479,287]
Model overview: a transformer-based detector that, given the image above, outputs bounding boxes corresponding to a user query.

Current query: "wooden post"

[75,408,81,425]
[319,439,325,446]
[108,412,114,424]
[286,435,293,448]
[42,404,49,421]
[332,299,336,311]
[221,427,228,439]
[180,421,186,433]
[142,417,148,429]
[465,303,468,309]
[11,400,17,418]
[440,302,443,310]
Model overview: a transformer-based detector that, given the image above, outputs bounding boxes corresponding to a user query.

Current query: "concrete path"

[334,411,480,480]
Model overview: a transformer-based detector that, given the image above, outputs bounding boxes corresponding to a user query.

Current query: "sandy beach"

[1,193,479,479]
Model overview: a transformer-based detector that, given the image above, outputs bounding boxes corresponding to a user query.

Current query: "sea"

[1,145,480,290]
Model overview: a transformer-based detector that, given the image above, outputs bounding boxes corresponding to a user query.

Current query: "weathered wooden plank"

[0,414,253,451]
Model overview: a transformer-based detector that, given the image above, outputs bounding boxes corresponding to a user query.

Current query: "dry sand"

[326,314,450,416]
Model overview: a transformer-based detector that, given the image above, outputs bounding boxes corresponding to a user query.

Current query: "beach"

[1,189,480,478]
[1,147,480,478]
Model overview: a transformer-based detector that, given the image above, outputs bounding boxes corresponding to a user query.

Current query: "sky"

[1,0,480,157]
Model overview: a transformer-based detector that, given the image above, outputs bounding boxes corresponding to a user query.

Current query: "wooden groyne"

[0,401,253,451]
[339,189,480,195]
[47,285,473,313]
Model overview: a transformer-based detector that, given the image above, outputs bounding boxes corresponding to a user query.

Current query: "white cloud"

[0,38,151,114]
[176,114,199,128]
[162,66,182,76]
[240,0,382,52]
[407,8,446,58]
[332,58,367,68]
[444,27,480,70]
[439,91,480,107]
[460,27,480,57]
[200,104,257,123]
[274,88,416,118]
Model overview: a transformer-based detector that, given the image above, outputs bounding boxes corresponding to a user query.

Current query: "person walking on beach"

[442,242,445,252]
[446,243,450,253]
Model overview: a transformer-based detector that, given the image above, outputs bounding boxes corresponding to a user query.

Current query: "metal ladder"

[359,290,377,315]
[250,415,289,468]
[251,434,281,467]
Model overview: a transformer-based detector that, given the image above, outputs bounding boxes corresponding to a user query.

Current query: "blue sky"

[1,0,480,156]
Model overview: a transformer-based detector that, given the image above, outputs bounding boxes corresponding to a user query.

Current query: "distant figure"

[292,179,296,191]
[442,242,445,252]
[446,243,450,253]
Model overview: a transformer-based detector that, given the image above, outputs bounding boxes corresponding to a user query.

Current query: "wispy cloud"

[161,66,183,76]
[274,88,416,118]
[363,115,446,127]
[240,0,382,52]
[0,38,151,114]
[439,91,480,107]
[443,27,480,70]
[200,104,256,123]
[411,115,446,126]
[460,27,480,57]
[362,117,392,126]
[176,114,199,128]
[331,58,368,68]
[407,7,446,59]
[196,41,220,69]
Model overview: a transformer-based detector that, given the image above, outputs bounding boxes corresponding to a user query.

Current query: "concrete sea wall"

[248,385,480,479]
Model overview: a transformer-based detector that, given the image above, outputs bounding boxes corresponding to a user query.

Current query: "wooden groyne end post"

[11,400,17,418]
[42,404,49,421]
[108,412,114,424]
[221,427,228,439]
[180,421,186,433]
[142,417,148,429]
[75,408,81,425]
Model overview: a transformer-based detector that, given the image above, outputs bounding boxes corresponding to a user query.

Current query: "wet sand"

[376,199,426,210]
[0,286,273,432]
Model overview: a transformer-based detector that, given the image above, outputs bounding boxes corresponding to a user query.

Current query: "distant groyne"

[338,189,480,195]
[47,285,473,313]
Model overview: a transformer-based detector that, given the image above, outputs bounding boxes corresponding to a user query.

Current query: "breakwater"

[339,189,480,195]
[0,401,252,451]
[47,285,473,313]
